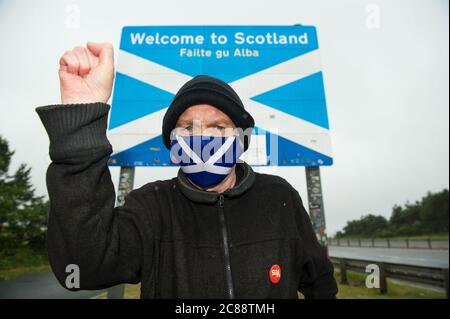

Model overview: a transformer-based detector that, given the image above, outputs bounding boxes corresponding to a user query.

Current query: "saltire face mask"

[170,134,244,188]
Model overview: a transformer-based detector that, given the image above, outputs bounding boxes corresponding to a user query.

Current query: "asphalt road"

[0,271,106,299]
[328,246,449,268]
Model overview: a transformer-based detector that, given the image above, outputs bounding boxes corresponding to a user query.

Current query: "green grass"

[124,283,141,299]
[335,270,446,299]
[0,248,50,280]
[0,264,51,281]
[89,284,140,299]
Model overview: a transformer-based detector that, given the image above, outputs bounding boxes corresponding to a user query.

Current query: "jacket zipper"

[218,194,235,299]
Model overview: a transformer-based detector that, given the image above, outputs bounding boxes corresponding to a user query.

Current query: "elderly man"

[36,42,337,299]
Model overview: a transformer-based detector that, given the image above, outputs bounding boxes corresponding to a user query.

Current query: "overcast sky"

[0,0,448,236]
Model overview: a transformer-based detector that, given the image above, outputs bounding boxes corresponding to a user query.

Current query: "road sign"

[107,25,333,167]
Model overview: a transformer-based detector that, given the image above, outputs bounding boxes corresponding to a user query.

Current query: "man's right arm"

[36,42,149,290]
[36,102,149,290]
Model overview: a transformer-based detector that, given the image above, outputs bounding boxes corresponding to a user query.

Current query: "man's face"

[174,104,237,137]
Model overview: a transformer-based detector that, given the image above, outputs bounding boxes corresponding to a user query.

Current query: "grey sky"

[0,0,448,236]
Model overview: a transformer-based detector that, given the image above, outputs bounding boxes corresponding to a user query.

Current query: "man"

[36,42,338,298]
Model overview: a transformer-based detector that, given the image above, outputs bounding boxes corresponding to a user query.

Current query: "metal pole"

[107,166,135,299]
[305,166,328,246]
[443,268,449,299]
[339,258,348,285]
[115,167,135,205]
[379,262,388,294]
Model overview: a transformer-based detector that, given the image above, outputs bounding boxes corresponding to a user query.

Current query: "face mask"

[170,134,244,188]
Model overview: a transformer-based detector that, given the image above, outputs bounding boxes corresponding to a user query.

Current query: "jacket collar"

[176,161,255,204]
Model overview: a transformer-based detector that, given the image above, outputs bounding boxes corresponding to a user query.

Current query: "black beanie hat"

[162,75,255,151]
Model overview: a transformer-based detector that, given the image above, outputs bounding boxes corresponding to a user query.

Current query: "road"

[0,271,106,299]
[328,246,449,268]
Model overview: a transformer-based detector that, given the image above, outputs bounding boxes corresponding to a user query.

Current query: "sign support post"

[305,166,328,247]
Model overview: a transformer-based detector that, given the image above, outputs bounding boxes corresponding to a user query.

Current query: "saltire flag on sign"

[107,25,333,167]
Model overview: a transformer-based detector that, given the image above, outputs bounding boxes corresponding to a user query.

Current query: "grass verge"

[335,270,446,299]
[0,248,50,280]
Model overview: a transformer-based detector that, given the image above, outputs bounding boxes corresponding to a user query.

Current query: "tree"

[389,202,422,236]
[336,189,449,238]
[420,190,449,233]
[0,136,49,253]
[341,214,389,238]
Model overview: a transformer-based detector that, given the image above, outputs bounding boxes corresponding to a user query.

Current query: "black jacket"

[36,102,338,299]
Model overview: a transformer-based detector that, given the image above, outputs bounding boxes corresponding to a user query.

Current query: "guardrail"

[328,238,449,250]
[330,257,449,298]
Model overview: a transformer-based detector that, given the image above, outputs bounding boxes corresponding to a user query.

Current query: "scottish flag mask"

[170,135,244,188]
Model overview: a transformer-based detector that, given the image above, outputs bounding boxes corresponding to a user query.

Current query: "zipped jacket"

[35,102,338,299]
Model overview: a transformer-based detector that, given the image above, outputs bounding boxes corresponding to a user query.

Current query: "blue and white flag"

[170,135,243,186]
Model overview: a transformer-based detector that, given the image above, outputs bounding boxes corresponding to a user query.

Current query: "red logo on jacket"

[269,264,281,284]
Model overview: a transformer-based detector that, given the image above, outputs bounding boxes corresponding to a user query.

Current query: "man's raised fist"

[59,42,114,105]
